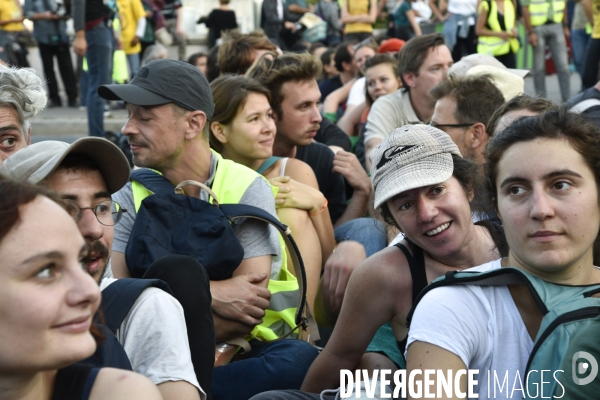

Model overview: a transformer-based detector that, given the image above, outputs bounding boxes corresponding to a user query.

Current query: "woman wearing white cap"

[293,124,507,396]
[406,108,600,398]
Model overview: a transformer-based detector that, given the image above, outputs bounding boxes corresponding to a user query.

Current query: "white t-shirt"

[100,278,205,399]
[406,260,534,400]
[447,0,477,25]
[347,77,366,106]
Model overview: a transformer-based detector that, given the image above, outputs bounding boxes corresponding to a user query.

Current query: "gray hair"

[142,44,168,66]
[0,65,47,139]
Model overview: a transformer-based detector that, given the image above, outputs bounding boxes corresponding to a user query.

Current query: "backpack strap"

[220,203,319,341]
[101,278,173,334]
[130,169,176,195]
[571,98,600,114]
[257,156,281,175]
[406,267,549,328]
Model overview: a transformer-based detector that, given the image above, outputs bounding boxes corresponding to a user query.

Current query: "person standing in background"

[569,0,591,80]
[341,0,378,41]
[0,0,29,67]
[24,0,78,107]
[117,0,146,78]
[522,0,571,100]
[197,0,237,49]
[72,0,115,137]
[581,0,599,89]
[161,0,185,59]
[475,0,520,68]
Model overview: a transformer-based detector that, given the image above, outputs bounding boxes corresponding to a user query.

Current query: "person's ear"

[210,121,228,144]
[403,72,416,89]
[467,185,475,203]
[469,122,488,150]
[185,111,207,140]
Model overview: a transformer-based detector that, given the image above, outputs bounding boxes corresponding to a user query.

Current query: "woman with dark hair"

[0,178,161,400]
[248,124,506,399]
[209,74,335,318]
[406,107,600,398]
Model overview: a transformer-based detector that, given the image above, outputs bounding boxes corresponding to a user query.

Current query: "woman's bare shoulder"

[284,158,319,188]
[354,241,415,292]
[90,368,163,400]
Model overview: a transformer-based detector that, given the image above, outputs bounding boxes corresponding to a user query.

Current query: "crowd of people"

[0,0,600,398]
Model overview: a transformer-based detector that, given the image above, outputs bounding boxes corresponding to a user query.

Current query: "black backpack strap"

[130,169,176,195]
[101,278,173,334]
[220,203,319,341]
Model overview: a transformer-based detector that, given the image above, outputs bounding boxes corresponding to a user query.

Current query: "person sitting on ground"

[0,64,46,164]
[322,39,377,123]
[188,51,208,75]
[336,39,406,137]
[0,137,208,400]
[209,74,336,316]
[362,34,453,171]
[486,93,557,136]
[247,51,388,325]
[319,42,356,102]
[0,177,162,400]
[217,31,277,75]
[319,48,338,82]
[249,124,506,399]
[337,54,402,138]
[406,107,600,397]
[429,73,507,166]
[98,59,319,400]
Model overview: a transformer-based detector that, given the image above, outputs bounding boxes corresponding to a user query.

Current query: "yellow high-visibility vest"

[478,0,520,56]
[528,0,565,26]
[131,150,300,341]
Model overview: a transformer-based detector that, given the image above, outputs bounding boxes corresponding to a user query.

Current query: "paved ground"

[30,72,583,144]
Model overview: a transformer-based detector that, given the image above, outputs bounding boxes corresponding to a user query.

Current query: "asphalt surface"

[30,73,583,144]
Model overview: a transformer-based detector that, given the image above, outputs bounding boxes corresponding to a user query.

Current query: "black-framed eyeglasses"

[429,121,475,129]
[63,199,127,226]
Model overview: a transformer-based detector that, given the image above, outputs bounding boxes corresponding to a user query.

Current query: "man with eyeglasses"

[429,73,506,165]
[0,137,207,400]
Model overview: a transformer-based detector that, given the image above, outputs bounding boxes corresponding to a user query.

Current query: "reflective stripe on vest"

[130,150,300,341]
[529,0,565,26]
[477,0,520,56]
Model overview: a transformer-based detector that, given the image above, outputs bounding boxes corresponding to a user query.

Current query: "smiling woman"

[405,108,600,399]
[0,177,162,400]
[209,74,335,317]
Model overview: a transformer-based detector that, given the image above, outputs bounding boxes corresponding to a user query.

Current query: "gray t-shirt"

[364,88,423,145]
[112,153,282,277]
[100,278,204,399]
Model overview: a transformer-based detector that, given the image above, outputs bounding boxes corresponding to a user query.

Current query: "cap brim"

[507,68,530,78]
[98,83,172,106]
[31,138,130,194]
[373,154,454,209]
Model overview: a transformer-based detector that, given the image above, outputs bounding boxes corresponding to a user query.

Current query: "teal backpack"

[407,267,600,399]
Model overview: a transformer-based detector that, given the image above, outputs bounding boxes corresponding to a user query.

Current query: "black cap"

[98,59,215,118]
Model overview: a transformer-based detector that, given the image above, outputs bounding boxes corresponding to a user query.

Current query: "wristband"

[310,199,328,216]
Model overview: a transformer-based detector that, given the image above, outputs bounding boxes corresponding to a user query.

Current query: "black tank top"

[394,240,428,355]
[51,364,100,400]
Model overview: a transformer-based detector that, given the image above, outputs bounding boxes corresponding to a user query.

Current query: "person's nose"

[77,208,104,243]
[416,196,439,223]
[529,188,555,221]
